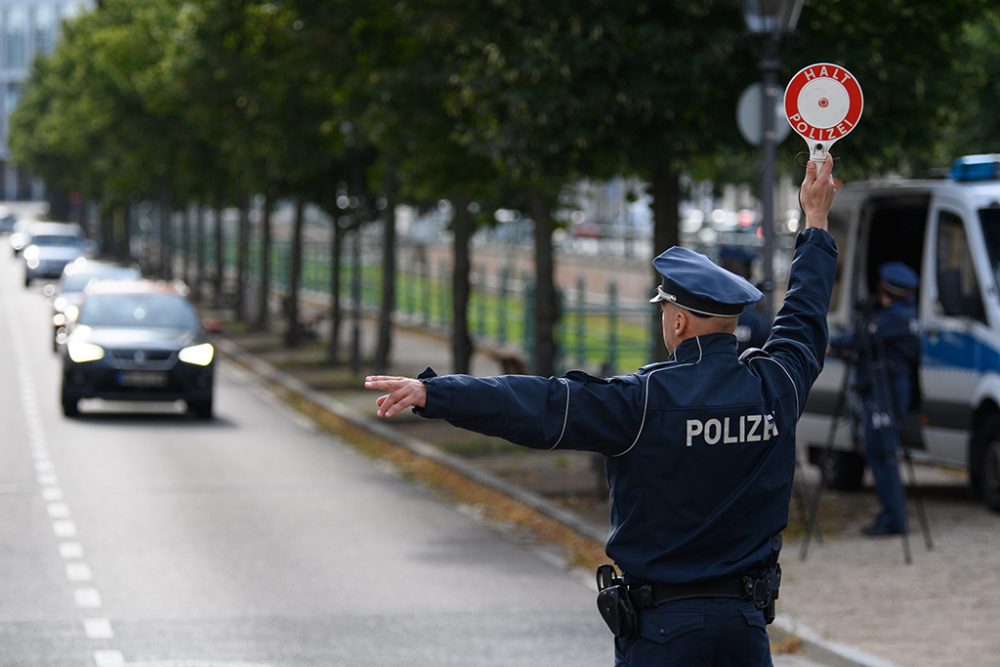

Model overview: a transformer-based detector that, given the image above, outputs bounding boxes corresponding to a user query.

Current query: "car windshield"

[979,209,1000,289]
[61,268,140,293]
[78,293,199,330]
[31,234,81,247]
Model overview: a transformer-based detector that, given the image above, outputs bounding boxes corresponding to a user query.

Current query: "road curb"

[216,337,894,667]
[771,616,901,667]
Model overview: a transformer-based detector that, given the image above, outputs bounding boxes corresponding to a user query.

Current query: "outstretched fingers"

[364,376,427,417]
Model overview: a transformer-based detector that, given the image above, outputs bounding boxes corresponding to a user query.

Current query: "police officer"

[719,246,770,353]
[830,262,920,537]
[365,156,838,666]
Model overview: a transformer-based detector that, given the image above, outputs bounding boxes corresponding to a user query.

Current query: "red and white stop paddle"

[784,63,863,161]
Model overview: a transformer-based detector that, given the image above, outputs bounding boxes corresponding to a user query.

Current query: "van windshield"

[979,209,1000,289]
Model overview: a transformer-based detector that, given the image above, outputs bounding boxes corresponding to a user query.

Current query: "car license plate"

[118,371,168,388]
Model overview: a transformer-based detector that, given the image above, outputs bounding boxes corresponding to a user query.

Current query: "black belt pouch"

[597,584,639,639]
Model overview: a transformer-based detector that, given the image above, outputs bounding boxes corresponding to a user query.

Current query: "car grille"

[105,348,176,370]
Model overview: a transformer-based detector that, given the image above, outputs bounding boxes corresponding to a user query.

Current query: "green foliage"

[791,0,988,177]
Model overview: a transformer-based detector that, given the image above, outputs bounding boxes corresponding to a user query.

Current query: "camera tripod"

[799,308,933,564]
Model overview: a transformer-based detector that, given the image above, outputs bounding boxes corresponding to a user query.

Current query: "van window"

[863,197,928,302]
[936,211,985,322]
[978,208,1000,290]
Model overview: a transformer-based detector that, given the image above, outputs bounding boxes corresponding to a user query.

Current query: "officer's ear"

[672,307,689,337]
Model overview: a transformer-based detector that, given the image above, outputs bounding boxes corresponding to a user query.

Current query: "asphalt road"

[0,251,610,666]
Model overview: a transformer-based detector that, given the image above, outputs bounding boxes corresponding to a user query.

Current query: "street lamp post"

[743,0,803,319]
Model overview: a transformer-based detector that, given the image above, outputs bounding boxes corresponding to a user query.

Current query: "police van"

[797,155,1000,512]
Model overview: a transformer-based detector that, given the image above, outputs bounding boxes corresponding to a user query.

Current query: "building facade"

[0,0,91,202]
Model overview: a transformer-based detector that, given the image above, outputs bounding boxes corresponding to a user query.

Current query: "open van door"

[920,202,991,468]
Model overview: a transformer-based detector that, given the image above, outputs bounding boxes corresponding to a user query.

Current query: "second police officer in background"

[719,246,770,354]
[829,262,921,537]
[365,156,838,666]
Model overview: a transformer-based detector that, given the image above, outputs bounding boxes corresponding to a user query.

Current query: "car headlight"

[23,245,39,261]
[178,343,214,366]
[67,341,104,363]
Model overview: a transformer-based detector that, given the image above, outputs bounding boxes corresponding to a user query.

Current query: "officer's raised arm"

[758,155,839,414]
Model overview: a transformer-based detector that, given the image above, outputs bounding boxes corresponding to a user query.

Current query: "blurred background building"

[0,0,90,202]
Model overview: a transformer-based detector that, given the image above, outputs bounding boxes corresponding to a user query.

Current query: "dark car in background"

[22,222,88,286]
[61,280,215,419]
[0,212,17,234]
[50,258,142,351]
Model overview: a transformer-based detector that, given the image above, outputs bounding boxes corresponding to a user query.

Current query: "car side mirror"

[203,318,223,335]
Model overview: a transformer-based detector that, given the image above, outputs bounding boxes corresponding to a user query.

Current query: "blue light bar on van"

[950,154,1000,182]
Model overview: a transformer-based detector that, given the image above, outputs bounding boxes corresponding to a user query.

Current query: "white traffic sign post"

[784,62,863,161]
[737,82,791,146]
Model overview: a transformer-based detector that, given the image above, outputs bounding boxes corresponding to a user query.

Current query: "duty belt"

[626,577,746,610]
[626,570,781,612]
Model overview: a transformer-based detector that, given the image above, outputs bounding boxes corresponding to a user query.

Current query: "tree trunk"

[451,194,473,374]
[98,200,114,259]
[181,204,191,287]
[373,164,398,372]
[650,161,681,362]
[254,195,273,331]
[159,182,173,280]
[530,190,558,377]
[328,214,344,363]
[285,198,305,348]
[213,195,224,309]
[234,193,251,321]
[114,207,130,261]
[193,203,205,303]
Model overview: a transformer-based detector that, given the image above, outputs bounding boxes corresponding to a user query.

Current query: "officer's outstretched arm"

[367,372,643,455]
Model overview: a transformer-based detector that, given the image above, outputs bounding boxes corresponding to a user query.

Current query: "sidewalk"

[218,317,1000,667]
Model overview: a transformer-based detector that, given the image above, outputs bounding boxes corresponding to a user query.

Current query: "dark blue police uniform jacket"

[416,228,836,626]
[830,299,919,414]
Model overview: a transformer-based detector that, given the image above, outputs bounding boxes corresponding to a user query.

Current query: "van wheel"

[974,416,1000,512]
[817,450,865,490]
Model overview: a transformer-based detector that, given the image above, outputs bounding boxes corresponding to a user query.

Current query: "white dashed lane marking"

[59,542,84,559]
[66,563,94,582]
[3,289,126,664]
[53,520,77,538]
[83,618,115,639]
[75,588,103,609]
[47,502,71,519]
[93,650,125,666]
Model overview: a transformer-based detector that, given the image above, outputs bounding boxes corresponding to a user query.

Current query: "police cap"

[718,246,756,266]
[879,261,919,295]
[650,246,764,317]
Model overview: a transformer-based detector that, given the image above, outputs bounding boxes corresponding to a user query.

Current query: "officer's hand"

[800,154,837,230]
[364,375,427,417]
